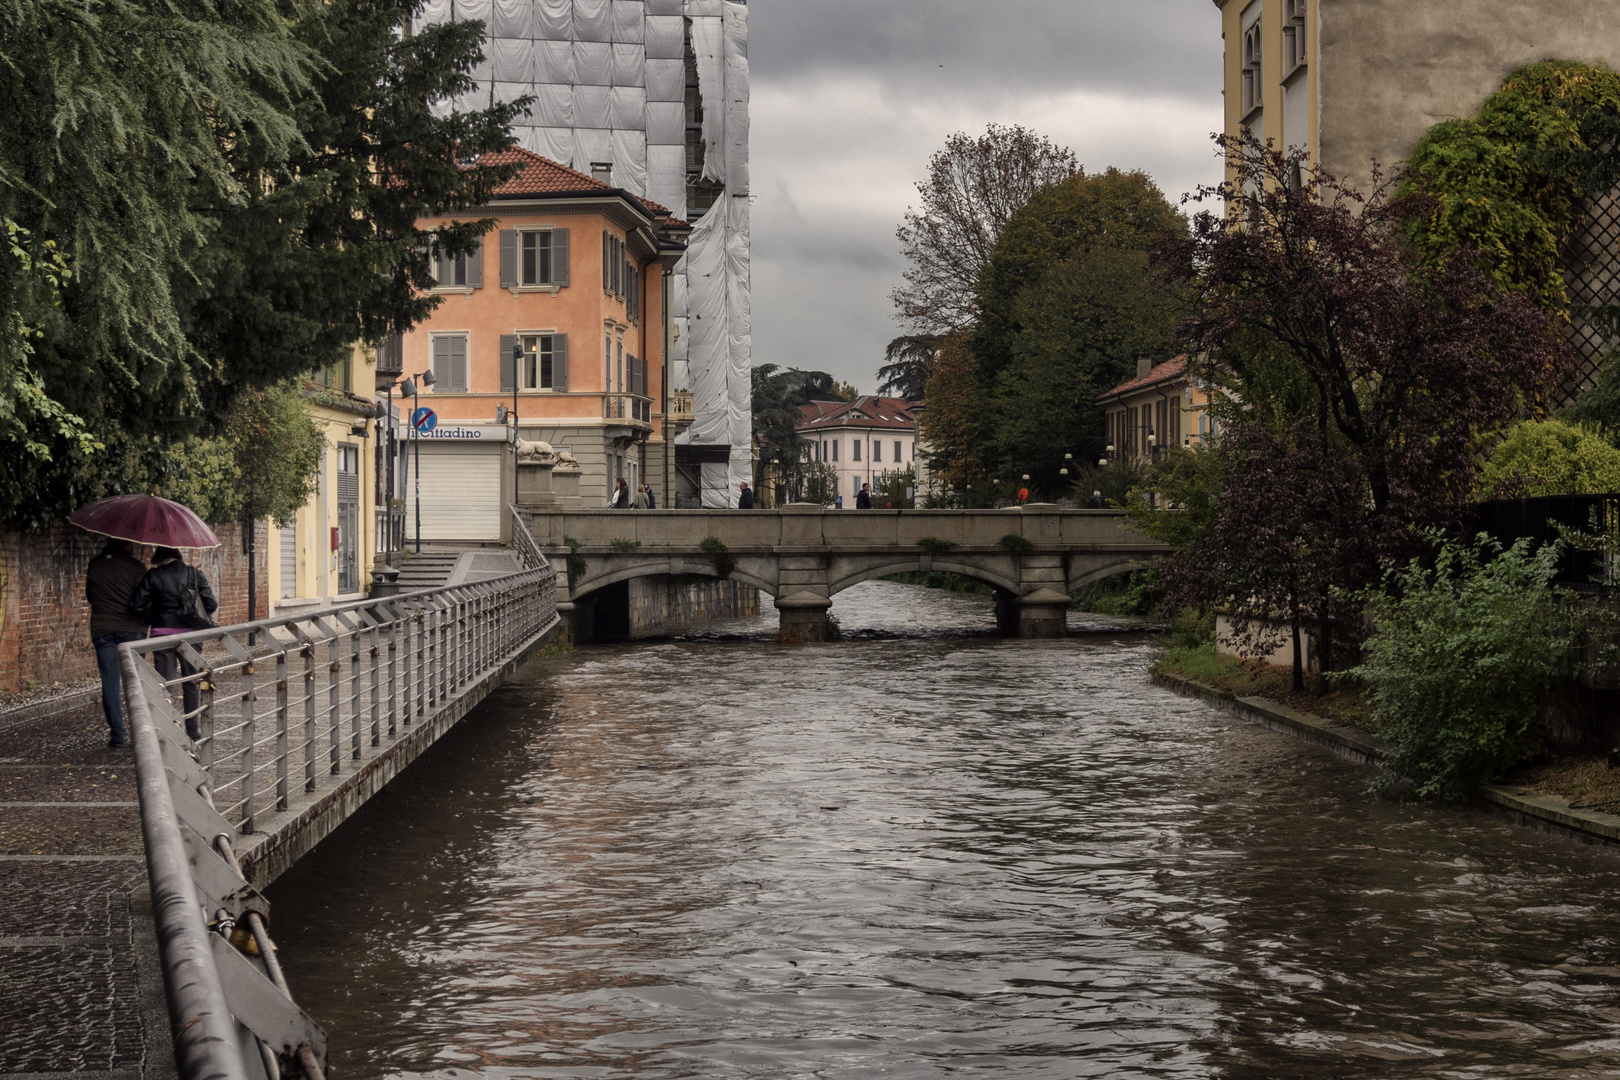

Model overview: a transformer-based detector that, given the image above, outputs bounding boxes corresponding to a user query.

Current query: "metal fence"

[1475,494,1620,588]
[120,529,557,1079]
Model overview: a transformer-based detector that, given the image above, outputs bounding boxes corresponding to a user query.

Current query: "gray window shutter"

[553,229,570,287]
[500,334,517,392]
[432,335,450,384]
[602,231,611,290]
[468,235,483,288]
[499,230,516,288]
[451,335,468,391]
[553,334,568,392]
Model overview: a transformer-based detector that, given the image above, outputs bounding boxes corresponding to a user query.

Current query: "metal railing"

[121,533,557,1079]
[603,392,652,424]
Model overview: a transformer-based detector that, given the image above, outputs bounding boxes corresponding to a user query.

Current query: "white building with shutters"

[416,0,752,507]
[394,149,688,544]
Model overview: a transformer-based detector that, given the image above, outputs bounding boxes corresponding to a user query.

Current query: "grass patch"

[610,538,641,552]
[1154,642,1376,731]
[1504,756,1620,809]
[918,536,957,553]
[998,533,1034,553]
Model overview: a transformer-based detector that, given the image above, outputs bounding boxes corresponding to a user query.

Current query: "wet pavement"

[0,702,172,1078]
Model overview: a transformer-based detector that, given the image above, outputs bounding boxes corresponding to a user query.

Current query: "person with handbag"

[129,547,218,741]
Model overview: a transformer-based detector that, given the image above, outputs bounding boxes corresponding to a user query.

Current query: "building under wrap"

[417,0,752,506]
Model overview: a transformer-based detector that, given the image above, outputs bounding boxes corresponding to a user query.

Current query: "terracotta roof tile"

[483,147,672,216]
[1097,354,1191,402]
[796,396,918,432]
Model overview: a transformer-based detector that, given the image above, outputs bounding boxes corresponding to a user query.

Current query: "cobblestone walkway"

[0,702,174,1079]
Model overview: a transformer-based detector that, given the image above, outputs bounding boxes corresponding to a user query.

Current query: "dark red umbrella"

[67,494,220,549]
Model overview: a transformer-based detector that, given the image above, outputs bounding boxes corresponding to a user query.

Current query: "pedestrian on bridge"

[856,483,872,509]
[737,481,754,509]
[633,484,649,509]
[86,538,149,747]
[608,478,630,508]
[644,484,657,510]
[130,548,218,741]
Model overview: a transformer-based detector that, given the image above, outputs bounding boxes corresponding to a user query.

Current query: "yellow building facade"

[268,343,383,614]
[1215,0,1620,197]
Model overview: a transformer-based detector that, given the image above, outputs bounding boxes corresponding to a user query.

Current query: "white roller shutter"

[412,443,502,542]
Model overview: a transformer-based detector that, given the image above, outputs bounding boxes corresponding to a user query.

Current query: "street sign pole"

[413,388,421,556]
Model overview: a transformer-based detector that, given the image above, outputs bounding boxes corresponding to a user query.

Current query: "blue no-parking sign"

[411,407,437,433]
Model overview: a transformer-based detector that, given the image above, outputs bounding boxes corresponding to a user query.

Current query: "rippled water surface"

[271,581,1620,1078]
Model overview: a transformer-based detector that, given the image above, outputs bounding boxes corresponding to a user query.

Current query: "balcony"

[603,393,654,429]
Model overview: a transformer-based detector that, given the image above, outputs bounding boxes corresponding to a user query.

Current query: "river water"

[270,581,1620,1079]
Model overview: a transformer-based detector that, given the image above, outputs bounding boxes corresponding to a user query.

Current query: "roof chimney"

[1136,355,1154,380]
[590,161,613,185]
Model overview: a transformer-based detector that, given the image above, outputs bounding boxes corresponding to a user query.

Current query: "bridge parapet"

[522,507,1169,640]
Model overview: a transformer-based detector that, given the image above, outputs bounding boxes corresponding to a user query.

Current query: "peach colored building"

[395,150,688,542]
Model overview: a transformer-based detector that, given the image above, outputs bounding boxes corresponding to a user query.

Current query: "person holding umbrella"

[85,539,149,747]
[68,494,222,743]
[130,548,218,740]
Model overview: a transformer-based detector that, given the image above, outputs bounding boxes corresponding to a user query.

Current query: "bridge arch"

[1067,559,1156,591]
[825,557,1019,598]
[571,558,780,602]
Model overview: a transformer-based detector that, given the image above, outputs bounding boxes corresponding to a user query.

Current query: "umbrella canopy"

[67,494,220,549]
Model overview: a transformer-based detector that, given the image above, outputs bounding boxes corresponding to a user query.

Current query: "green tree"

[1478,419,1620,497]
[965,169,1186,489]
[989,245,1185,491]
[0,0,523,526]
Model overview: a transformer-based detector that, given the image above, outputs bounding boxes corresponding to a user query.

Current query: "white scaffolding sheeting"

[431,0,750,505]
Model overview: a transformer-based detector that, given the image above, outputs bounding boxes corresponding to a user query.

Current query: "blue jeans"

[93,631,144,744]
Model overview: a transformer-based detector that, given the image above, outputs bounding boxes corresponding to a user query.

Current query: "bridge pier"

[775,554,833,641]
[1014,554,1073,638]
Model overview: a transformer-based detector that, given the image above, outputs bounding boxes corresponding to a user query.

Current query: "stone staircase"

[393,550,462,591]
[393,547,523,591]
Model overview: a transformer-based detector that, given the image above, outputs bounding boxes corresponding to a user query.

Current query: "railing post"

[275,647,290,811]
[368,617,381,747]
[328,629,343,775]
[386,604,400,738]
[236,643,256,833]
[302,642,317,792]
[348,619,363,760]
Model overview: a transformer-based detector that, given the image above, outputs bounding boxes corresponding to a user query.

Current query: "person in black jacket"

[737,481,754,509]
[129,547,218,740]
[855,483,873,509]
[86,539,149,747]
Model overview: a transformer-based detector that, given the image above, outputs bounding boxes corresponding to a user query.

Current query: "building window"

[895,440,903,462]
[832,440,839,462]
[521,335,554,390]
[1283,0,1307,79]
[852,440,861,462]
[431,333,468,392]
[873,440,881,463]
[1241,15,1263,116]
[521,231,553,286]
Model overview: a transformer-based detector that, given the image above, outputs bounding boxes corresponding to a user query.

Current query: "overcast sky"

[745,0,1225,393]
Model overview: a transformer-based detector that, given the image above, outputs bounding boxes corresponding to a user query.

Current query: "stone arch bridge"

[521,507,1170,640]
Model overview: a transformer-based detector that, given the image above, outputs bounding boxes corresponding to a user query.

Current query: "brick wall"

[0,520,270,693]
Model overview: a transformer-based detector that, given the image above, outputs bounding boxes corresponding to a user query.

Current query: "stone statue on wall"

[515,439,557,466]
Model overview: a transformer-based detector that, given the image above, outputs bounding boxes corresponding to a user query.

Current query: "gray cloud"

[744,0,1226,392]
